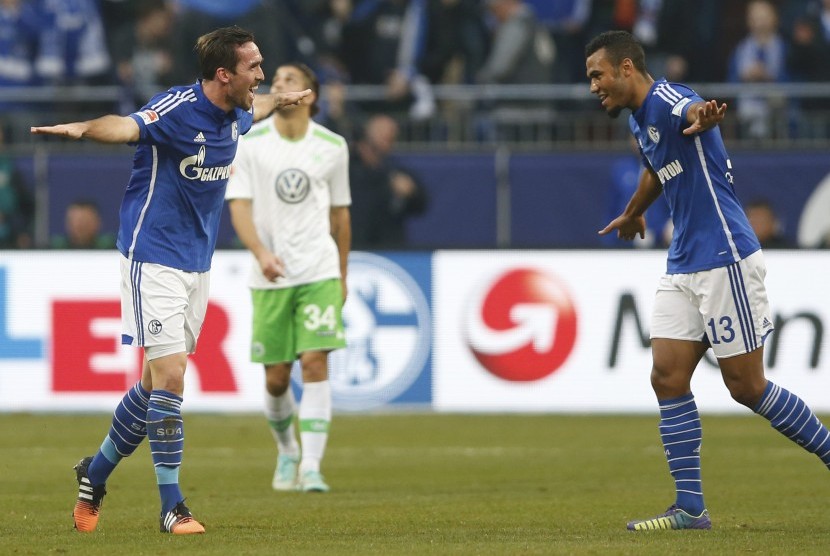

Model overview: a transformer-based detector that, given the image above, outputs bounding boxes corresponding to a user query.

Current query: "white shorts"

[120,255,210,359]
[650,250,775,358]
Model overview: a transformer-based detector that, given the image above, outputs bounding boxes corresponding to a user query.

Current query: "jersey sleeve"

[237,107,254,136]
[225,140,253,200]
[328,140,352,207]
[128,89,185,146]
[667,86,703,133]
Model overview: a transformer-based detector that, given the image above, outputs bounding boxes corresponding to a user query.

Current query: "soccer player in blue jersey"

[31,26,311,535]
[587,30,830,531]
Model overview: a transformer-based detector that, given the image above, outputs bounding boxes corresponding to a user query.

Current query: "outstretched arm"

[31,115,140,143]
[599,167,663,241]
[683,99,727,136]
[252,89,313,123]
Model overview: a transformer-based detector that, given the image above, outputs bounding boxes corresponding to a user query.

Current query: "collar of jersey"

[194,80,247,123]
[632,78,664,124]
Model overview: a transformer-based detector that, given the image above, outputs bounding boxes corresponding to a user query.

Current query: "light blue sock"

[659,393,705,516]
[87,382,150,485]
[147,390,185,513]
[755,381,830,468]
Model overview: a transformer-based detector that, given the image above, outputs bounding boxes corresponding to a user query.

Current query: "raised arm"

[252,89,313,123]
[599,166,664,241]
[683,99,727,136]
[31,115,140,143]
[227,198,285,281]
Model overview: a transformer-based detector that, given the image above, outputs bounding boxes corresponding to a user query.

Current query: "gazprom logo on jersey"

[325,252,432,410]
[179,145,231,181]
[656,159,684,185]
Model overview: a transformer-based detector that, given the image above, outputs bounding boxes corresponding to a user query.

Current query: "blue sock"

[147,390,185,513]
[659,393,705,516]
[87,382,150,486]
[755,381,830,468]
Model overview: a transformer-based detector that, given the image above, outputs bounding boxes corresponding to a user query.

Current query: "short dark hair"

[585,31,648,75]
[195,26,256,80]
[280,62,320,117]
[68,199,101,214]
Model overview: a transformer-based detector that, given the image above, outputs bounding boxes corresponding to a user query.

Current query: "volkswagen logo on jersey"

[326,252,430,410]
[275,168,311,203]
[465,268,577,382]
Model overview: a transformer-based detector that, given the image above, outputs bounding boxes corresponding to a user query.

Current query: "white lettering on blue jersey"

[118,82,253,272]
[630,79,760,274]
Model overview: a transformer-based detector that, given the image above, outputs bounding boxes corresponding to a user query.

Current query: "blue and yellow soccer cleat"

[626,505,711,531]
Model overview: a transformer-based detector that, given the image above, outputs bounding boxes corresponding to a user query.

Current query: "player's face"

[270,66,308,95]
[227,41,264,110]
[586,49,628,119]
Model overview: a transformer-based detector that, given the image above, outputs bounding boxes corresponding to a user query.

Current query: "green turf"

[1,412,828,555]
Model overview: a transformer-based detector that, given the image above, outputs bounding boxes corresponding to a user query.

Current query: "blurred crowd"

[2,0,830,251]
[1,0,829,139]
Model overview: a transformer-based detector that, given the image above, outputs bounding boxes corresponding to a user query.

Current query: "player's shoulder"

[241,119,276,142]
[650,80,700,118]
[136,84,199,124]
[308,121,347,149]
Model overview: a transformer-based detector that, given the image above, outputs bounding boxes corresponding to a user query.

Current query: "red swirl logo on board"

[465,268,578,381]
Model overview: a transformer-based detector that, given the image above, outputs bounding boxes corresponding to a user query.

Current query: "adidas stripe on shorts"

[650,250,774,358]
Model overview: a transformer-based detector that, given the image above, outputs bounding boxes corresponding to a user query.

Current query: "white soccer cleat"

[272,454,300,491]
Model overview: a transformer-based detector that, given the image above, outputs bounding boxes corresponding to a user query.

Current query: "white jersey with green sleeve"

[226,119,351,289]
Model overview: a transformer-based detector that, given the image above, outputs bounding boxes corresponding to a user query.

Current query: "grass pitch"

[1,412,828,555]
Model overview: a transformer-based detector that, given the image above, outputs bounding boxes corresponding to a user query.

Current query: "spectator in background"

[169,0,302,85]
[787,0,830,120]
[35,0,112,86]
[477,0,556,141]
[531,0,591,84]
[798,170,830,248]
[339,0,435,120]
[419,0,489,86]
[350,114,428,248]
[110,0,176,109]
[649,0,720,83]
[727,0,790,139]
[0,0,39,88]
[477,0,555,87]
[745,199,791,249]
[0,125,34,249]
[0,0,41,129]
[50,200,116,249]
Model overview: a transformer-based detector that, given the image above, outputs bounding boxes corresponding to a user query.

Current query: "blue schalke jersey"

[116,82,253,272]
[629,79,760,274]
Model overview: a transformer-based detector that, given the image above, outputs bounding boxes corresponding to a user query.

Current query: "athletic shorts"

[120,255,210,360]
[250,278,346,364]
[650,250,775,358]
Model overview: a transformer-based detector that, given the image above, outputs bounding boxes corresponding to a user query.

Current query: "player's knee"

[650,365,687,397]
[264,364,292,395]
[300,352,329,382]
[726,379,765,408]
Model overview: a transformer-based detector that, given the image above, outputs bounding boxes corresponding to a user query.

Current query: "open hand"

[683,100,727,136]
[30,123,86,140]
